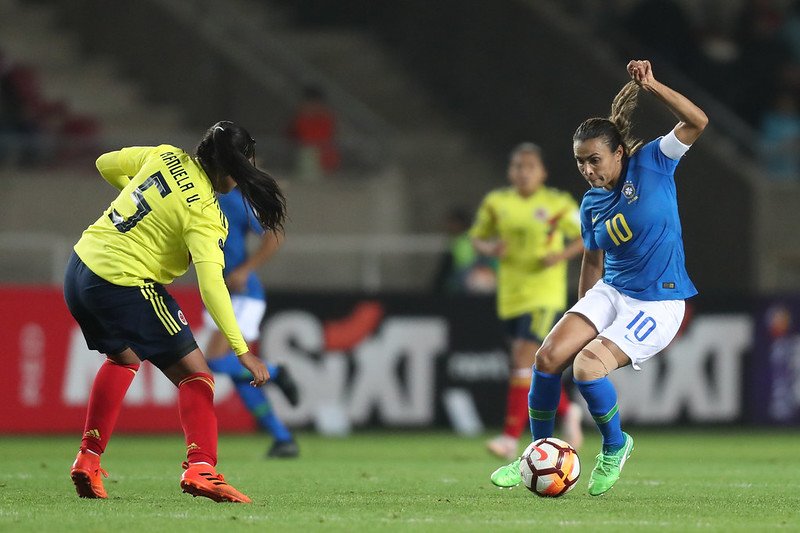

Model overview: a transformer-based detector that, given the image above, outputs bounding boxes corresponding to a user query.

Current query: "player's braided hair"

[573,81,644,157]
[195,121,286,233]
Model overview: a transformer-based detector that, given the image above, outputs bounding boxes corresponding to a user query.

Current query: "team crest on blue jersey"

[622,181,638,204]
[178,310,188,325]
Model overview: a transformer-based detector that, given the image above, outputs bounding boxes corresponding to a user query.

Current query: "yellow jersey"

[470,186,581,318]
[75,145,226,286]
[74,145,248,355]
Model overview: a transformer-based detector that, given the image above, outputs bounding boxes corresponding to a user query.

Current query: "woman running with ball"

[490,59,707,495]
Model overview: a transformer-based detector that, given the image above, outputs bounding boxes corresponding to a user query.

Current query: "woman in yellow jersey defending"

[471,142,585,461]
[63,121,285,503]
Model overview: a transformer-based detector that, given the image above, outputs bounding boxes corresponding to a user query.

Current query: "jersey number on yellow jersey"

[109,171,172,233]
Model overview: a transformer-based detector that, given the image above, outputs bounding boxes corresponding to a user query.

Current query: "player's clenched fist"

[626,59,655,88]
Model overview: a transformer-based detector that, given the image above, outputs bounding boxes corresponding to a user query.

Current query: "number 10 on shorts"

[626,310,656,341]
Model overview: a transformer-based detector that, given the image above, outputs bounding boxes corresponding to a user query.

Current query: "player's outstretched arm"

[196,261,268,386]
[627,60,708,146]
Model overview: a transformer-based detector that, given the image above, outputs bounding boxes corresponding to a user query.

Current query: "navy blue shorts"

[503,309,563,343]
[63,251,198,370]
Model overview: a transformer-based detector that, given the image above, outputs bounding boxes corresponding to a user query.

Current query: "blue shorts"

[503,309,563,343]
[63,251,198,370]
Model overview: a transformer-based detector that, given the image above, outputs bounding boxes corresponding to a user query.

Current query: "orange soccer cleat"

[180,462,252,503]
[70,450,109,499]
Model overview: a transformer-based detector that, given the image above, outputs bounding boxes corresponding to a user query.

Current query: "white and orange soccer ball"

[519,437,580,497]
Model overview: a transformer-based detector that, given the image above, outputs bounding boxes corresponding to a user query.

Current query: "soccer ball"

[519,437,580,497]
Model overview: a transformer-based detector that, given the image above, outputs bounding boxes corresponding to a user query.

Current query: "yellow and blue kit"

[67,145,249,363]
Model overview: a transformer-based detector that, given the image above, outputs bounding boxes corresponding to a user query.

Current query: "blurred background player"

[203,186,300,458]
[490,60,708,496]
[431,207,497,294]
[470,142,585,461]
[286,84,339,182]
[64,121,285,503]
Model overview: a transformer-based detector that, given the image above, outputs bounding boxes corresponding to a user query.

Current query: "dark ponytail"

[195,120,287,232]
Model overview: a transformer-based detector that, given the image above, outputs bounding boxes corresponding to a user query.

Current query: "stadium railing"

[0,231,448,291]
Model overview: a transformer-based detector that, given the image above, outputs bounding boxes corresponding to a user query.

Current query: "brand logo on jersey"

[591,214,601,224]
[622,181,639,204]
[178,310,188,325]
[218,238,224,251]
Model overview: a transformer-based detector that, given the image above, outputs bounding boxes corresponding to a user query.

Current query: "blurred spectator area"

[555,0,800,184]
[2,0,800,294]
[558,0,799,129]
[0,48,99,168]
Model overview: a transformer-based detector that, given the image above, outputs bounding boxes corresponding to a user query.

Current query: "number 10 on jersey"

[605,213,633,246]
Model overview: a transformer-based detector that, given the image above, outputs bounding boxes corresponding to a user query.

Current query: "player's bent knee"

[573,339,619,381]
[534,342,567,373]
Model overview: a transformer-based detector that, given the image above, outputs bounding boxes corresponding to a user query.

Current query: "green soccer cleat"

[490,458,522,488]
[587,432,634,496]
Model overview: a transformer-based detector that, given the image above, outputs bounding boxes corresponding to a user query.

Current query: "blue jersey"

[580,137,697,301]
[218,188,265,300]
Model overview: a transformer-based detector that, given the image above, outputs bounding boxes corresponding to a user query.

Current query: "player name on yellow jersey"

[75,145,227,287]
[161,151,200,202]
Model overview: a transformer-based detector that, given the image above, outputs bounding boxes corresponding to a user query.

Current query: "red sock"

[178,373,217,466]
[503,368,532,439]
[556,383,570,418]
[81,358,140,455]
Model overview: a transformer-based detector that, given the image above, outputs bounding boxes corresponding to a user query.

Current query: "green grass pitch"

[1,429,798,531]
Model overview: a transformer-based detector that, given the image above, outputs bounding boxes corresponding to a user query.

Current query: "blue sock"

[575,376,624,453]
[207,353,293,442]
[233,382,293,442]
[206,353,280,380]
[528,368,563,440]
[207,352,251,380]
